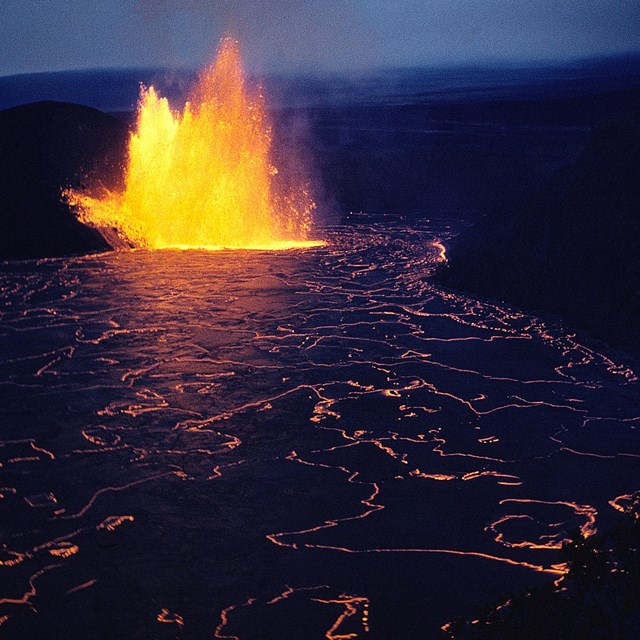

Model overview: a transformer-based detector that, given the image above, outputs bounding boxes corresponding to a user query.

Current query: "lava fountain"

[65,38,321,250]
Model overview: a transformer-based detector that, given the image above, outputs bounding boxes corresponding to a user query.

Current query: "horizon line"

[2,49,640,82]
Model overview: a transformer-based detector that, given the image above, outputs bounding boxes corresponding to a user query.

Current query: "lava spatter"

[65,38,321,251]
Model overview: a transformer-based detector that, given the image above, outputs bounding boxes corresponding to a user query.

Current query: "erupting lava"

[66,38,320,250]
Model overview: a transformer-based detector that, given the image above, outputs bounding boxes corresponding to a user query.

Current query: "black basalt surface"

[438,121,640,355]
[0,101,128,260]
[1,218,638,639]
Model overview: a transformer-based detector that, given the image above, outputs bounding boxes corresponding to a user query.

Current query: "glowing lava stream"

[66,37,323,251]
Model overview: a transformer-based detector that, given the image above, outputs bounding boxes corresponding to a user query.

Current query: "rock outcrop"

[438,122,640,354]
[0,101,128,260]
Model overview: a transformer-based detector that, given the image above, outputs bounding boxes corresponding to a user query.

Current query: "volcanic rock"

[0,101,128,260]
[438,121,640,354]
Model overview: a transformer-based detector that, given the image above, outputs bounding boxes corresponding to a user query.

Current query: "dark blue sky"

[2,0,640,76]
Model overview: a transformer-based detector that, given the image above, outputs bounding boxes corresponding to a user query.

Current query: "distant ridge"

[1,53,639,112]
[0,68,197,114]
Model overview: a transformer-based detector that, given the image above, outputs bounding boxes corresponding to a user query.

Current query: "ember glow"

[65,38,320,251]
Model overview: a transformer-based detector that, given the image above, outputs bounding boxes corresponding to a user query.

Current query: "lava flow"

[65,38,320,251]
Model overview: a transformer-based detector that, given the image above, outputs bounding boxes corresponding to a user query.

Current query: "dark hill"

[438,121,640,354]
[0,101,128,260]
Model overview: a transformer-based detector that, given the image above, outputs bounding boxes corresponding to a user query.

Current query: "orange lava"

[65,38,321,251]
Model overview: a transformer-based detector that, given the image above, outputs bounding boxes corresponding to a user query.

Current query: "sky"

[1,0,640,76]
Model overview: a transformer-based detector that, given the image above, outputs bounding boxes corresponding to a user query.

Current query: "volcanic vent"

[66,38,321,251]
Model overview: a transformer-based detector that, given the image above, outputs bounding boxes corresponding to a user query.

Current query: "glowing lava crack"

[65,38,322,251]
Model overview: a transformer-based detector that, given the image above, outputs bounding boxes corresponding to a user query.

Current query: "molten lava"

[66,38,320,250]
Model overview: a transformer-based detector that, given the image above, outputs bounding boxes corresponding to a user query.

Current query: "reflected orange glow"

[65,579,98,596]
[312,595,370,638]
[0,550,25,567]
[433,240,447,262]
[157,608,184,626]
[47,542,79,558]
[97,515,135,531]
[65,38,321,251]
[486,498,598,550]
[410,469,456,481]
